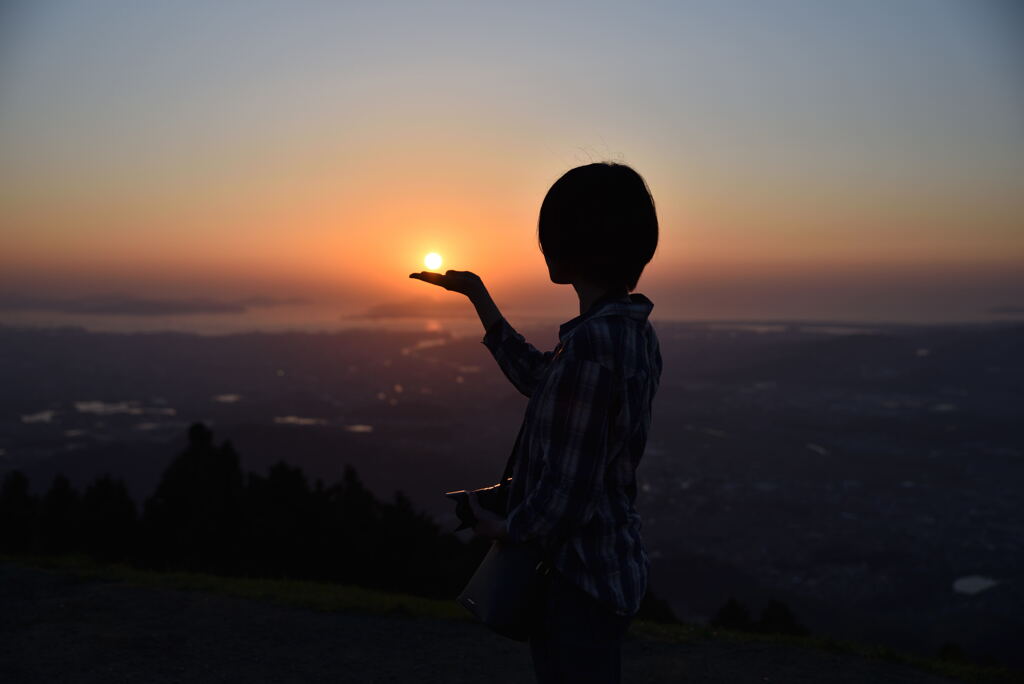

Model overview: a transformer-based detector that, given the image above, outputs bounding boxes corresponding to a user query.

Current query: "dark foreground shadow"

[0,562,986,684]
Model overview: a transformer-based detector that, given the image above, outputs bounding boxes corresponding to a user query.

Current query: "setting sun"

[424,252,442,271]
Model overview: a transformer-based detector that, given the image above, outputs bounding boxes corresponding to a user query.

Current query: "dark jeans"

[529,570,632,684]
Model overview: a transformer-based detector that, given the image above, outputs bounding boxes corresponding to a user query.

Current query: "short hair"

[538,162,658,292]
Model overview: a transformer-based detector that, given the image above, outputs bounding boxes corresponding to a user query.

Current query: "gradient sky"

[1,0,1022,322]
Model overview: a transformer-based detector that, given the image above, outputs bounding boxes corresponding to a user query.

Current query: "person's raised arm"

[409,269,499,333]
[409,270,552,396]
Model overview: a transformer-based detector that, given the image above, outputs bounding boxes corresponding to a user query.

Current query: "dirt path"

[0,563,965,683]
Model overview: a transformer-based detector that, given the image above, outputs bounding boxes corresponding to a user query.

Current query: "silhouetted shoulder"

[563,313,656,380]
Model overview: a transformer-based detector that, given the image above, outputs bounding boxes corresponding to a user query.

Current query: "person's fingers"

[410,271,447,286]
[409,270,477,295]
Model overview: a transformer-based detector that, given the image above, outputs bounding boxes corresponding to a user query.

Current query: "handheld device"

[445,479,511,532]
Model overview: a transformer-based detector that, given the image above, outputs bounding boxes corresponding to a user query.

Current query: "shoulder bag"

[450,423,552,642]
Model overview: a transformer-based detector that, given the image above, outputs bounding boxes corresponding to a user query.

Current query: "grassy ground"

[4,553,1019,684]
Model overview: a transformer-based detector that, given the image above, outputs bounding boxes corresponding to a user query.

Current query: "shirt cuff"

[504,498,541,545]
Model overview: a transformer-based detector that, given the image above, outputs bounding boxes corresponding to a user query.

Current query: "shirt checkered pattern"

[481,293,662,616]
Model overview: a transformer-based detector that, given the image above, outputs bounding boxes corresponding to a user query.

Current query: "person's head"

[538,162,658,292]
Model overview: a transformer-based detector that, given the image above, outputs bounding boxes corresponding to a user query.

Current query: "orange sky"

[1,2,1022,323]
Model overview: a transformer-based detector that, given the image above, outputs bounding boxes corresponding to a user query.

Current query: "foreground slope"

[4,561,1012,684]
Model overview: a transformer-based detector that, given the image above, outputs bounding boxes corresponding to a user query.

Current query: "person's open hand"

[409,270,485,298]
[467,491,508,541]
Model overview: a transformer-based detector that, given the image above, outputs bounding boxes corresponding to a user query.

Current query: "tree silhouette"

[137,423,487,597]
[636,585,680,624]
[711,596,753,631]
[37,475,80,554]
[754,599,808,636]
[142,423,245,572]
[0,423,522,602]
[242,460,315,577]
[0,470,36,552]
[81,475,138,561]
[711,597,808,636]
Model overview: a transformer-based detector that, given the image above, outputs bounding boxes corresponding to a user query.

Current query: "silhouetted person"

[411,162,661,684]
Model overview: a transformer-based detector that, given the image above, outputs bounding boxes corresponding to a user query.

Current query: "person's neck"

[573,281,627,316]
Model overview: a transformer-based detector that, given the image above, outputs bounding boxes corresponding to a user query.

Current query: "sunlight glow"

[424,252,442,271]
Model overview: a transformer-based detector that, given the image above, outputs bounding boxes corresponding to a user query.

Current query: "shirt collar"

[558,293,655,343]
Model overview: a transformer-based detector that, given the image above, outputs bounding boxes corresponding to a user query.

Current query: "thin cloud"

[350,298,473,319]
[0,294,307,316]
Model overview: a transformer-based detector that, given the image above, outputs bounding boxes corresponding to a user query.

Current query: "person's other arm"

[504,358,617,543]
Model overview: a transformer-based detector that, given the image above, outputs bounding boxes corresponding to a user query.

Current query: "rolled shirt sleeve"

[505,358,616,544]
[481,316,556,398]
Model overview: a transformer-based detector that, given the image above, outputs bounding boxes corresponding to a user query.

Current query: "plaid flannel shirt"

[481,293,662,616]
